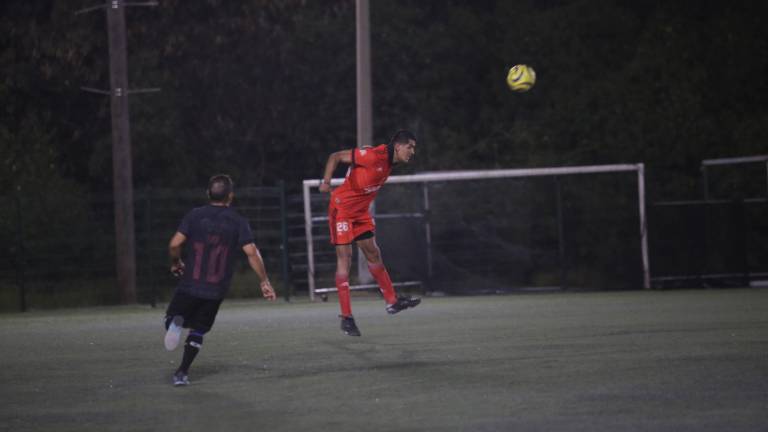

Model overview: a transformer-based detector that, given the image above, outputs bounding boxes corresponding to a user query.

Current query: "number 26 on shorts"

[336,222,349,233]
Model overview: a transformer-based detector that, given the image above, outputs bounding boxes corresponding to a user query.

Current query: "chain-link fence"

[650,157,768,288]
[0,185,291,312]
[649,199,768,287]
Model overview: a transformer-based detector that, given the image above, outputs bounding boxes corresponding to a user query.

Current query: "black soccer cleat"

[340,315,361,337]
[386,296,421,314]
[173,370,190,386]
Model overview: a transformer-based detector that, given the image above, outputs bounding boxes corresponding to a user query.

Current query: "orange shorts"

[328,203,375,245]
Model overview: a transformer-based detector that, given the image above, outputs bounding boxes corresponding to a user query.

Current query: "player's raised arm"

[242,242,276,300]
[319,149,353,192]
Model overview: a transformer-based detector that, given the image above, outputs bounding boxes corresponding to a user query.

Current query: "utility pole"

[77,0,159,304]
[107,0,136,303]
[356,0,373,150]
[355,0,374,283]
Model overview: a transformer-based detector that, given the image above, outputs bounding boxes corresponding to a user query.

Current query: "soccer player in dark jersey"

[163,174,276,386]
[318,130,421,336]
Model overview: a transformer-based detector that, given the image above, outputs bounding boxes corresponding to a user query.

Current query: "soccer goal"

[302,163,650,300]
[649,155,768,288]
[701,155,768,201]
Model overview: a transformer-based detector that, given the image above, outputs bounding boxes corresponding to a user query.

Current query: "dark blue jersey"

[175,204,254,300]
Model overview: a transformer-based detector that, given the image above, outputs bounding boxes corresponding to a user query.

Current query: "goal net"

[302,164,649,300]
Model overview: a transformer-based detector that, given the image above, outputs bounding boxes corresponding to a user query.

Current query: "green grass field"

[1,289,767,431]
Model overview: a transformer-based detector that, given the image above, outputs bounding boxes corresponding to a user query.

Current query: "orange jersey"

[330,144,393,215]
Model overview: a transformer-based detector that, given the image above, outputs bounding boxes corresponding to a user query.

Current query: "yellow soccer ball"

[506,64,536,92]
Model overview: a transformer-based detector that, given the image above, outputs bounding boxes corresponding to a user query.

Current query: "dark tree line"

[2,0,768,304]
[2,0,767,199]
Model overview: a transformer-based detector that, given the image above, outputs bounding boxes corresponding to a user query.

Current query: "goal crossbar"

[304,164,643,187]
[700,154,768,201]
[303,163,650,299]
[701,155,768,167]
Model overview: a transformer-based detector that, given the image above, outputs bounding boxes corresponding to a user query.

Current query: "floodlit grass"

[1,289,767,431]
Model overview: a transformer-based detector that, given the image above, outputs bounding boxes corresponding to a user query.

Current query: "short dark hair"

[207,174,234,203]
[389,130,416,146]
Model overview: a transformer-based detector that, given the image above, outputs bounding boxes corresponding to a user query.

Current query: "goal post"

[302,163,650,300]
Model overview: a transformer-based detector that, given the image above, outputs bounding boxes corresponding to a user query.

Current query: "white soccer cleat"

[164,315,184,351]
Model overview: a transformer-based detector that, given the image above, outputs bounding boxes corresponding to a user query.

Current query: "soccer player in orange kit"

[318,130,421,336]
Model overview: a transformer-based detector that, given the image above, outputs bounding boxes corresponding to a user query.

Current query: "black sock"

[178,331,204,374]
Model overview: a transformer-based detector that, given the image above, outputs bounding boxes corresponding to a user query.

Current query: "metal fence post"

[144,187,156,307]
[278,181,291,301]
[14,194,27,312]
[555,177,567,290]
[733,198,750,287]
[422,182,433,291]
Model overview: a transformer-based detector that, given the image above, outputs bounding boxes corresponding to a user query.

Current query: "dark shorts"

[165,291,223,334]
